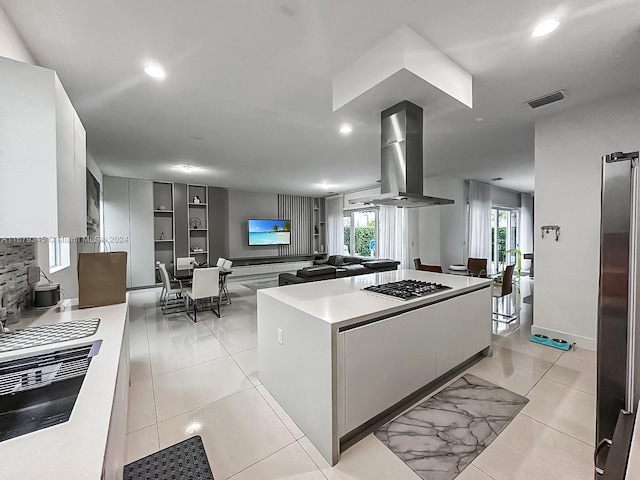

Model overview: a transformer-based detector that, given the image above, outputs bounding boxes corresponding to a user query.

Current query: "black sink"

[0,342,100,442]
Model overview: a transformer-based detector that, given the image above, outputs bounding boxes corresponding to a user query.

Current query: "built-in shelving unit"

[313,197,327,255]
[187,184,209,266]
[153,182,175,278]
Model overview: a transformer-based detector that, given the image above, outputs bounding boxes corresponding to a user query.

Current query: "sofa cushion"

[339,264,369,276]
[327,255,344,266]
[297,266,336,278]
[342,256,363,264]
[278,273,306,286]
[362,259,400,270]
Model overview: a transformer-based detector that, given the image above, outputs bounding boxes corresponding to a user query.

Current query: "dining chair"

[467,258,488,277]
[493,264,517,323]
[158,263,185,314]
[413,258,443,273]
[184,267,220,322]
[176,257,196,272]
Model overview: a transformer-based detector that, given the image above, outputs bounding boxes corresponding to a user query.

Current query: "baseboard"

[531,325,596,351]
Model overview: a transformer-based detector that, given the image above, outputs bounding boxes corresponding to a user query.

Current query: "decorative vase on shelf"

[314,226,319,234]
[159,232,165,240]
[193,196,201,204]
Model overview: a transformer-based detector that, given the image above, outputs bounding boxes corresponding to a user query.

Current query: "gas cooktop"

[363,280,451,300]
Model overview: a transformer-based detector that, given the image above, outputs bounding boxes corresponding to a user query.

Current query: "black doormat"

[123,435,214,480]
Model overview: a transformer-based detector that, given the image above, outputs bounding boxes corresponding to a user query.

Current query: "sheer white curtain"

[378,206,410,268]
[326,195,344,255]
[468,180,492,259]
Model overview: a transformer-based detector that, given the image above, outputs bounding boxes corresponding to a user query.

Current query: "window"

[343,208,378,258]
[49,238,70,273]
[490,208,519,274]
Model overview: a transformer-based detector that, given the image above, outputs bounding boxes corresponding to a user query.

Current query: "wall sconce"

[541,225,561,241]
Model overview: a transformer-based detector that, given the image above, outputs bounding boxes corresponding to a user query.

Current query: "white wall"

[419,176,466,269]
[534,90,640,349]
[0,6,34,64]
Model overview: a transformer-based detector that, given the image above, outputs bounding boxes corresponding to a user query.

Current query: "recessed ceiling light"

[476,117,484,122]
[339,123,353,135]
[177,164,195,173]
[532,19,560,37]
[144,64,166,79]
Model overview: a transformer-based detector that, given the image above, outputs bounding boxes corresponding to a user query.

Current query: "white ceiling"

[2,0,640,195]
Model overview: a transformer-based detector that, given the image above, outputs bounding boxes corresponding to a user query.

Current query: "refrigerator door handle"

[594,437,612,475]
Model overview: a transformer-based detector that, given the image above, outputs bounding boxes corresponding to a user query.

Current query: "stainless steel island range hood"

[349,101,453,208]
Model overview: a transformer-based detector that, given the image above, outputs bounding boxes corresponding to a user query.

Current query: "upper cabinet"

[0,57,87,238]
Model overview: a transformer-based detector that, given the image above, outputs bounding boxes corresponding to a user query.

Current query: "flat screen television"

[248,219,291,246]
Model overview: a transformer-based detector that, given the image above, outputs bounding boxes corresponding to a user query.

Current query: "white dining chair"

[176,257,196,271]
[158,263,185,314]
[184,267,220,322]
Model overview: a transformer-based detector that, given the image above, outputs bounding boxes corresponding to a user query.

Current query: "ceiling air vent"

[526,90,567,109]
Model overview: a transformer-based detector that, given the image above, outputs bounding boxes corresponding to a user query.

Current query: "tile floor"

[125,277,596,480]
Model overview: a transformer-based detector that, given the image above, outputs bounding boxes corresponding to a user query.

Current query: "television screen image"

[248,219,291,245]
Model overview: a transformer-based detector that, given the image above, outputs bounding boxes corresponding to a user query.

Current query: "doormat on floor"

[123,435,214,480]
[375,374,528,480]
[241,278,280,291]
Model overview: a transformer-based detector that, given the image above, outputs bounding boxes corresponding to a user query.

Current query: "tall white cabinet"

[103,176,155,288]
[0,56,86,238]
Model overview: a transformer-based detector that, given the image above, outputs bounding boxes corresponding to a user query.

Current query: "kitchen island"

[258,270,492,465]
[0,297,129,480]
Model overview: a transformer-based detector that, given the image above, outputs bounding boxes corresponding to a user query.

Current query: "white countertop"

[0,297,129,480]
[259,269,492,328]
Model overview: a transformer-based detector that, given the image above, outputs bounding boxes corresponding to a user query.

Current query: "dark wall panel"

[174,183,189,272]
[208,186,229,262]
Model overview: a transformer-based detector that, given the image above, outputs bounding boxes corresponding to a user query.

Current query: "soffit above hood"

[349,100,454,208]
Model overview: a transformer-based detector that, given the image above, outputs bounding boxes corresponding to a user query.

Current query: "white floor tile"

[146,315,214,348]
[567,346,596,364]
[473,414,592,480]
[216,324,258,354]
[153,355,253,421]
[320,434,419,480]
[456,465,494,480]
[149,334,228,376]
[257,384,304,439]
[228,442,324,480]
[158,388,295,479]
[127,379,156,433]
[232,347,261,386]
[204,310,256,336]
[544,352,596,395]
[521,378,596,446]
[129,353,152,384]
[464,356,544,397]
[124,424,159,464]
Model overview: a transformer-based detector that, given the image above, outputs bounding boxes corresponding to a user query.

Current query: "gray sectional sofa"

[278,255,400,286]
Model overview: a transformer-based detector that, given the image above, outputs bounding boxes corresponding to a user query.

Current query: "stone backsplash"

[0,241,37,313]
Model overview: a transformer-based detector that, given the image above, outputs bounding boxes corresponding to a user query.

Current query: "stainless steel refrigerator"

[596,150,640,479]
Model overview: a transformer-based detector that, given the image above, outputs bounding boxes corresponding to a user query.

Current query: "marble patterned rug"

[375,374,528,480]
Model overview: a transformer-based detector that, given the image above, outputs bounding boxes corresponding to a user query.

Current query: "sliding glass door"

[343,209,378,257]
[490,208,519,274]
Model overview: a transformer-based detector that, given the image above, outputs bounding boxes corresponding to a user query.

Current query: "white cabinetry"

[342,308,438,433]
[103,176,155,288]
[341,289,490,435]
[0,56,87,237]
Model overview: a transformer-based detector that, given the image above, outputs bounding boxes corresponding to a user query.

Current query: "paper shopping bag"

[78,252,127,308]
